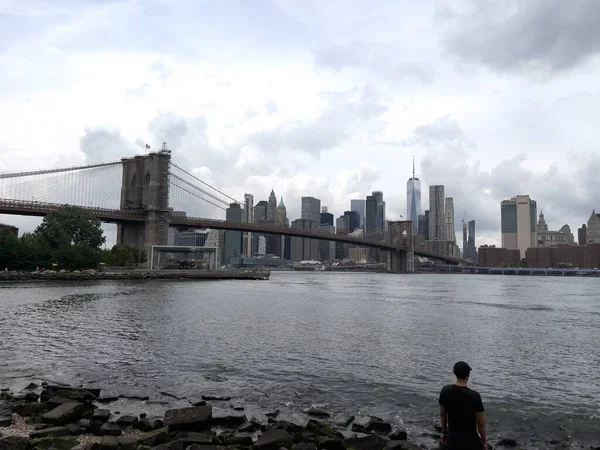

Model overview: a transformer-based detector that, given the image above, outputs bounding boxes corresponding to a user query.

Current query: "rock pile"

[0,383,422,450]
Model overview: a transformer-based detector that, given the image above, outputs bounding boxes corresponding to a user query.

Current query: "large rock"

[99,436,118,450]
[117,436,137,450]
[12,402,48,417]
[497,438,518,447]
[219,434,253,447]
[273,420,303,435]
[29,426,70,438]
[344,435,388,450]
[296,444,317,450]
[212,414,247,429]
[253,428,293,450]
[383,441,420,450]
[177,431,215,447]
[99,422,122,436]
[0,417,12,427]
[164,406,212,431]
[149,441,183,450]
[138,427,170,447]
[316,436,345,450]
[93,410,111,423]
[305,420,344,440]
[30,436,79,450]
[238,420,262,433]
[42,403,87,425]
[115,415,138,427]
[53,389,97,402]
[45,396,78,410]
[45,386,101,398]
[389,430,408,441]
[0,436,29,450]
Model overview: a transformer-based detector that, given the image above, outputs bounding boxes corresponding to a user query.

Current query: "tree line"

[0,206,145,271]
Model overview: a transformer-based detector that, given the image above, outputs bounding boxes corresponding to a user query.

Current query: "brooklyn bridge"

[0,149,464,272]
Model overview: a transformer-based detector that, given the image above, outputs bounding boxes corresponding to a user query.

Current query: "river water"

[1,273,599,448]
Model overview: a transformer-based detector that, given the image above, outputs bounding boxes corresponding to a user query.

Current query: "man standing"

[439,361,487,450]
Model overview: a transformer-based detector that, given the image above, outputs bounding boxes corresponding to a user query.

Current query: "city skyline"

[2,1,600,248]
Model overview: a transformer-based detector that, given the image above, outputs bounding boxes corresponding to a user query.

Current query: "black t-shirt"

[438,384,484,434]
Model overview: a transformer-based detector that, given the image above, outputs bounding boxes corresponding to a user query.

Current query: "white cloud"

[1,0,599,248]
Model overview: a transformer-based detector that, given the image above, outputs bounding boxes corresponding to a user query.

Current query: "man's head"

[453,361,472,380]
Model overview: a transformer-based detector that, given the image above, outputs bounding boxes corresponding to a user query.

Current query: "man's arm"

[439,406,448,442]
[476,412,487,449]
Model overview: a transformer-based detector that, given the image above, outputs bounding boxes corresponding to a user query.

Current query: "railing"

[0,198,144,221]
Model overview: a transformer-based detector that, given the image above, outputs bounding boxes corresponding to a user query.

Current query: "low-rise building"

[478,245,521,267]
[0,223,18,236]
[526,244,600,269]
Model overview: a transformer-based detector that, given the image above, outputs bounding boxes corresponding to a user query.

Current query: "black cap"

[453,361,472,379]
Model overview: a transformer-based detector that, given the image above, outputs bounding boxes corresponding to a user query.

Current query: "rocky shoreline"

[0,270,270,282]
[0,382,431,450]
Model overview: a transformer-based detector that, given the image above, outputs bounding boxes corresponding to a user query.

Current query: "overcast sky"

[2,0,600,246]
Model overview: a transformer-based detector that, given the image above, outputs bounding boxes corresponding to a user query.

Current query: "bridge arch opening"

[144,172,151,187]
[130,174,137,188]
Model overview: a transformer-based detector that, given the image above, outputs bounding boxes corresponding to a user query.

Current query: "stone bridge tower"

[116,150,171,255]
[386,220,414,273]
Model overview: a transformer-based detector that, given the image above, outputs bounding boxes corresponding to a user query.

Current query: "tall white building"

[444,197,456,243]
[428,185,446,241]
[406,157,421,236]
[501,194,537,259]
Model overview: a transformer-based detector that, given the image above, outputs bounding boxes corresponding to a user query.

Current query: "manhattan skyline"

[1,1,600,247]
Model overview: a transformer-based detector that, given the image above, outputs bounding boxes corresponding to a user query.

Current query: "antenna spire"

[412,155,415,179]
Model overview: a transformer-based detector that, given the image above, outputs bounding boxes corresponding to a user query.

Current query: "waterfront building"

[243,193,254,257]
[536,211,574,247]
[178,229,208,246]
[444,197,456,243]
[224,203,243,264]
[0,223,18,236]
[501,194,537,259]
[318,225,336,262]
[578,224,587,245]
[428,186,446,241]
[406,157,421,234]
[478,245,521,267]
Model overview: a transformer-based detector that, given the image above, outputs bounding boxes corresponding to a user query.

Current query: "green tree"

[0,229,20,270]
[35,206,105,249]
[100,245,146,267]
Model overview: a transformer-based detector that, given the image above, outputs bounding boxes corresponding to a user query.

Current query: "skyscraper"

[444,197,456,243]
[320,206,334,226]
[423,210,430,240]
[301,197,321,223]
[467,220,477,263]
[501,195,537,258]
[243,193,254,257]
[224,203,243,264]
[276,196,287,225]
[429,185,446,241]
[350,199,366,230]
[462,221,468,258]
[365,194,377,237]
[373,191,385,237]
[406,157,421,235]
[267,189,277,221]
[290,218,319,261]
[343,211,360,233]
[578,224,587,245]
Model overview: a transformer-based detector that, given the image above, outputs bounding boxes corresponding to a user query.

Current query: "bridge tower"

[386,220,414,273]
[116,148,171,256]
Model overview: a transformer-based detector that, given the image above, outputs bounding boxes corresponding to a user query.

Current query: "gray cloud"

[438,0,600,73]
[314,41,435,83]
[413,116,599,244]
[79,127,136,164]
[246,85,389,156]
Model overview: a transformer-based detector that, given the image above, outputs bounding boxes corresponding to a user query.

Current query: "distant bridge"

[0,151,466,271]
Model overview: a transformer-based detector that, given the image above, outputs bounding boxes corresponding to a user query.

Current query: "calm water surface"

[1,273,599,448]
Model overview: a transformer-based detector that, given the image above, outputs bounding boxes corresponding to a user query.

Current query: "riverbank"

[0,270,270,282]
[1,382,423,450]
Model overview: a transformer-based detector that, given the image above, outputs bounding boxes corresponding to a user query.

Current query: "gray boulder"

[42,403,86,425]
[163,406,212,431]
[29,426,70,438]
[99,422,122,436]
[344,435,388,450]
[253,428,293,450]
[0,436,29,450]
[93,410,111,422]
